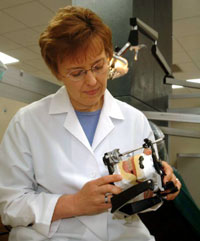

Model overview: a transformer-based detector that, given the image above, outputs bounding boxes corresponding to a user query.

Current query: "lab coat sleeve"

[141,116,155,143]
[0,112,61,238]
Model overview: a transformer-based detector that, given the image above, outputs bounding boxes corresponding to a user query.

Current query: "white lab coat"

[0,86,156,241]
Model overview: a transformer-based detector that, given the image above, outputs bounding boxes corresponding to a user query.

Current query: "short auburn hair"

[39,6,113,77]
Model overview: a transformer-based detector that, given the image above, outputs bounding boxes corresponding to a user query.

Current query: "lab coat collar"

[48,86,124,119]
[49,86,124,153]
[92,89,124,150]
[49,86,92,151]
[49,86,71,114]
[102,89,124,120]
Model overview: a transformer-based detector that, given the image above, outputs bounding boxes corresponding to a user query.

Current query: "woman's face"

[58,49,109,112]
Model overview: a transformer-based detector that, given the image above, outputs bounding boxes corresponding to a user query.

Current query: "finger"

[162,161,173,184]
[99,183,122,195]
[165,177,181,200]
[102,193,113,204]
[95,174,122,186]
[166,188,180,200]
[176,178,182,192]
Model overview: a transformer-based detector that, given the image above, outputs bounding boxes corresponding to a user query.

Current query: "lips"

[122,157,137,176]
[84,88,99,96]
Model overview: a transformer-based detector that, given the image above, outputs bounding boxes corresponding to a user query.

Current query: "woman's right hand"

[73,174,122,216]
[52,174,122,222]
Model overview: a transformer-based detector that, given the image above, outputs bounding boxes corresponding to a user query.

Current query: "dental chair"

[138,122,200,241]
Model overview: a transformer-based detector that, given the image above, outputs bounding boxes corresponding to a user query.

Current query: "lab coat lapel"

[49,86,92,152]
[92,90,124,150]
[92,111,114,150]
[64,111,92,152]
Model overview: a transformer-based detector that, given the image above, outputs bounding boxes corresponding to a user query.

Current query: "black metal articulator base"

[111,179,178,216]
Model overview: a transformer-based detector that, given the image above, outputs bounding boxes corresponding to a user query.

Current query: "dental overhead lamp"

[109,17,200,89]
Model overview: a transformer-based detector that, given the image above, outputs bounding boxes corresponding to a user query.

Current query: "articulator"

[103,138,178,216]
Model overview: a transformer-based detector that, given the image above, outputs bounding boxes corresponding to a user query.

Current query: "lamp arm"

[130,18,172,77]
[116,42,131,56]
[131,17,159,42]
[151,44,172,76]
[111,17,173,81]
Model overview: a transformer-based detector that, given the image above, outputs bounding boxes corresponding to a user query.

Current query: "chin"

[85,99,102,111]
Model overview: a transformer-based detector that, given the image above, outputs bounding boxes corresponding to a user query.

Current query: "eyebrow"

[65,57,104,71]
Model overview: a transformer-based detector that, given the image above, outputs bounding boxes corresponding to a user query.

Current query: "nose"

[84,70,97,86]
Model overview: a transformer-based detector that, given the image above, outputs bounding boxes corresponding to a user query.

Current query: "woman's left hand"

[162,161,182,200]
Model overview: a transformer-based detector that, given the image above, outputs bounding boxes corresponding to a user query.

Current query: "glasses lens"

[67,59,108,81]
[92,59,107,74]
[68,69,85,81]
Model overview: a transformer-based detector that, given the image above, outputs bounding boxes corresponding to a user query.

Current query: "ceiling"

[0,0,200,90]
[173,0,200,82]
[0,0,72,85]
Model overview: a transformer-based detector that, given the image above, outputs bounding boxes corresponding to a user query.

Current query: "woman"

[0,6,181,241]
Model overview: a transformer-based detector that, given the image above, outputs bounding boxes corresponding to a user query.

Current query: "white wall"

[0,97,26,141]
[168,88,200,207]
